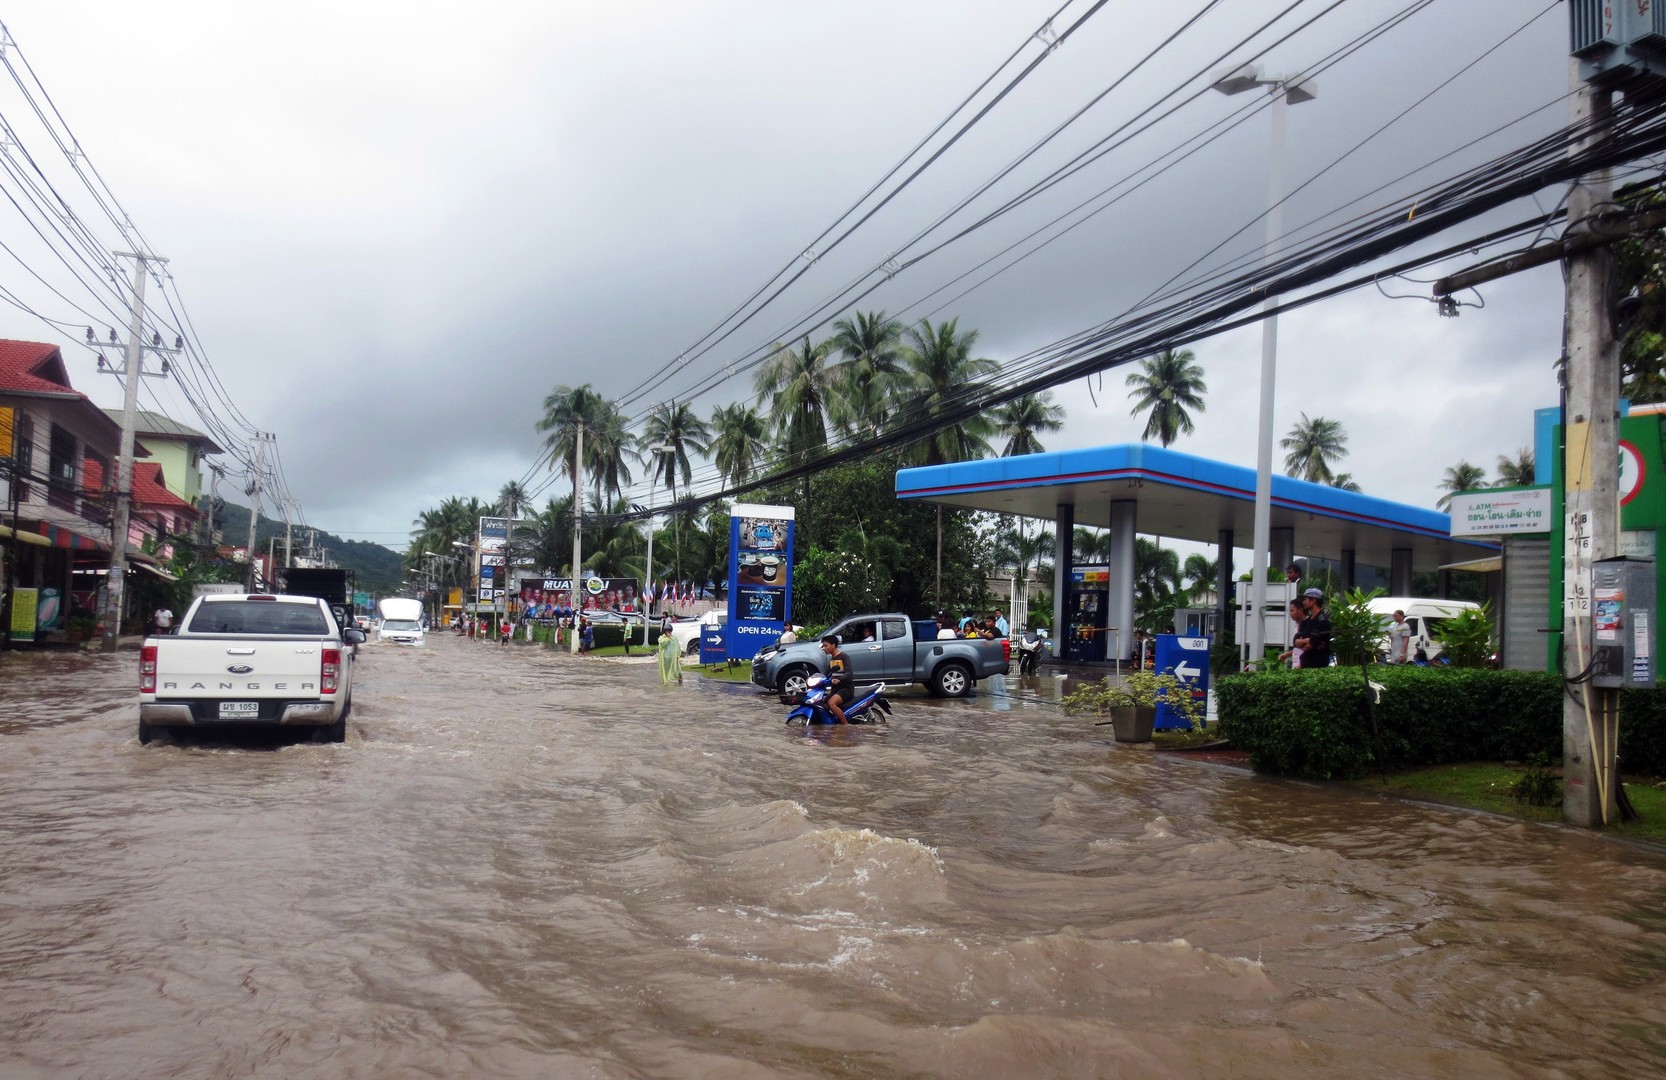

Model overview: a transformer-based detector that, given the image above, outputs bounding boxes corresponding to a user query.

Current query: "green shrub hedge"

[1218,667,1666,780]
[1216,667,1561,780]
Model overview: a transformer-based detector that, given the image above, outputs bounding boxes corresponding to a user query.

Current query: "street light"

[1211,64,1317,669]
[640,443,676,648]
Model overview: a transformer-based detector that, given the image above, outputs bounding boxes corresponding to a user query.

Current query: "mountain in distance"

[216,501,406,596]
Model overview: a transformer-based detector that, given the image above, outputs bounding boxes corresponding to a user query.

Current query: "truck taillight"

[1001,638,1011,662]
[321,648,341,694]
[140,645,157,693]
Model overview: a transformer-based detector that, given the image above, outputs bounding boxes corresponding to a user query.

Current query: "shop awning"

[131,560,178,582]
[0,523,51,546]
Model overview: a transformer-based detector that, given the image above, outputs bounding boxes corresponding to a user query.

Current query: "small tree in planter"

[1330,586,1387,665]
[1061,668,1205,742]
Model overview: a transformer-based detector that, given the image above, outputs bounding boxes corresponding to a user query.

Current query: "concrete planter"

[1109,705,1156,744]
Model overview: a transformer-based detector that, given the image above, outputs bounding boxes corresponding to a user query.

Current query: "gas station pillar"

[1108,500,1136,663]
[1052,501,1074,649]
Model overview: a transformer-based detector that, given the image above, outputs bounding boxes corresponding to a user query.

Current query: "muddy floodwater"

[2,634,1665,1079]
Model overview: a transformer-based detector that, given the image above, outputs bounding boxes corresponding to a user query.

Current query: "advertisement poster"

[10,586,37,642]
[519,577,640,615]
[725,503,795,661]
[477,516,509,603]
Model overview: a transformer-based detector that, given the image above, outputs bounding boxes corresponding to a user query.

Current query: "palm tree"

[1495,449,1535,487]
[827,310,905,440]
[517,496,575,574]
[536,385,635,501]
[1073,526,1112,564]
[1180,553,1218,606]
[1134,537,1182,635]
[1437,461,1488,510]
[709,402,768,490]
[1330,473,1362,492]
[1125,348,1207,446]
[497,480,533,520]
[754,335,836,465]
[640,401,712,584]
[896,318,997,466]
[991,392,1065,457]
[1281,413,1349,484]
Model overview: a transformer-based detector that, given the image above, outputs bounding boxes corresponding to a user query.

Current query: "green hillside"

[216,501,406,595]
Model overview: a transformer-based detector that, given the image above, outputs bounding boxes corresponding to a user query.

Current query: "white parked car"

[670,610,725,655]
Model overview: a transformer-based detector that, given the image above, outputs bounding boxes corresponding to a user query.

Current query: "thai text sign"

[1447,488,1551,536]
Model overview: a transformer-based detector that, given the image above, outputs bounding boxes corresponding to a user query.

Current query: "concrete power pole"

[1562,65,1621,828]
[570,418,584,655]
[99,251,173,653]
[245,434,267,592]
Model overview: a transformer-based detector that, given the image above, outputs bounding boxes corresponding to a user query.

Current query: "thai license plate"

[218,701,260,718]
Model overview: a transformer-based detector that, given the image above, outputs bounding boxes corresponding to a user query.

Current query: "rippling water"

[2,634,1664,1078]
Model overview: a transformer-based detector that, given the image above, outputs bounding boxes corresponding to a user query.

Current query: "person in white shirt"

[1386,609,1412,663]
[152,606,174,635]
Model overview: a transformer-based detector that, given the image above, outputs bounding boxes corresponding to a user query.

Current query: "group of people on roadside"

[933,610,1008,640]
[1278,587,1333,669]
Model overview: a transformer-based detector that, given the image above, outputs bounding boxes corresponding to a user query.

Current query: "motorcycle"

[1016,627,1051,675]
[785,675,893,726]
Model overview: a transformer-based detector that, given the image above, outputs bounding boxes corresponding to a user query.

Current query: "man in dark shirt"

[820,634,853,724]
[1295,588,1332,668]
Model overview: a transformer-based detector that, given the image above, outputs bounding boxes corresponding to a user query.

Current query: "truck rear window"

[186,602,330,635]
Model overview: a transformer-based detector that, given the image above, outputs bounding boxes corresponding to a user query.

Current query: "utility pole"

[99,251,177,653]
[283,498,295,569]
[1562,63,1621,828]
[570,418,584,655]
[245,433,267,592]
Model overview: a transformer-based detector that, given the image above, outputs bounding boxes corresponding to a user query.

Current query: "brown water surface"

[2,634,1663,1078]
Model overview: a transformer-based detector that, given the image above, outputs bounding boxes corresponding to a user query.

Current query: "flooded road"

[3,633,1664,1079]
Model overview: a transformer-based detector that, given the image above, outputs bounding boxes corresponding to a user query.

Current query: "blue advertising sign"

[725,503,796,661]
[1153,634,1210,730]
[699,624,726,665]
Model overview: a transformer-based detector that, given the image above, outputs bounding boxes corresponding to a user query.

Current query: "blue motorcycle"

[785,675,894,726]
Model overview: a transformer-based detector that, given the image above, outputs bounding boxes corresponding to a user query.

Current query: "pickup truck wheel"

[137,720,154,745]
[931,662,973,698]
[314,716,346,744]
[779,665,815,698]
[685,639,699,656]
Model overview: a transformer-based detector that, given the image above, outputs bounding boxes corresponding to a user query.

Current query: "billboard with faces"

[725,503,795,660]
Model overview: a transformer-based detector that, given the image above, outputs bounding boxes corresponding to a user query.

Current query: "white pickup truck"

[138,593,366,744]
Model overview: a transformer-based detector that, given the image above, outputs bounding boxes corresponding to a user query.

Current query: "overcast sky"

[0,1,1582,553]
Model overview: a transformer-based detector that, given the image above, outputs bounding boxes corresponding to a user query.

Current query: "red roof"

[83,458,197,515]
[0,339,75,396]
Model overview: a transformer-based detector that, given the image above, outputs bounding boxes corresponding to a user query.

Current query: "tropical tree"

[536,384,636,503]
[991,392,1065,457]
[515,496,574,575]
[1180,553,1218,606]
[1495,449,1535,487]
[709,402,768,490]
[640,400,712,583]
[1281,413,1349,484]
[1125,347,1207,446]
[1133,537,1182,635]
[1072,526,1112,564]
[1330,473,1362,492]
[496,480,533,521]
[1437,461,1488,510]
[754,335,836,464]
[827,310,905,440]
[895,318,998,466]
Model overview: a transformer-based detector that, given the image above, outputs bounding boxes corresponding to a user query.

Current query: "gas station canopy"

[895,443,1496,570]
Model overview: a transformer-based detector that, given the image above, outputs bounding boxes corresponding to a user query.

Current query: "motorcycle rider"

[819,635,853,724]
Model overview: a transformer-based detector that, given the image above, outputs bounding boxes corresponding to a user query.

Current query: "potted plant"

[1060,668,1204,743]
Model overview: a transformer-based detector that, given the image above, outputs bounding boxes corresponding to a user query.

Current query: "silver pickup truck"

[751,613,1008,698]
[138,593,365,744]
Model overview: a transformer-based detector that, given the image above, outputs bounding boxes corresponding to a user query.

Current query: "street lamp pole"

[1211,65,1316,669]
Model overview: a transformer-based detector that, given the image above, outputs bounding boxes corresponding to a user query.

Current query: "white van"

[1367,597,1481,662]
[376,597,426,646]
